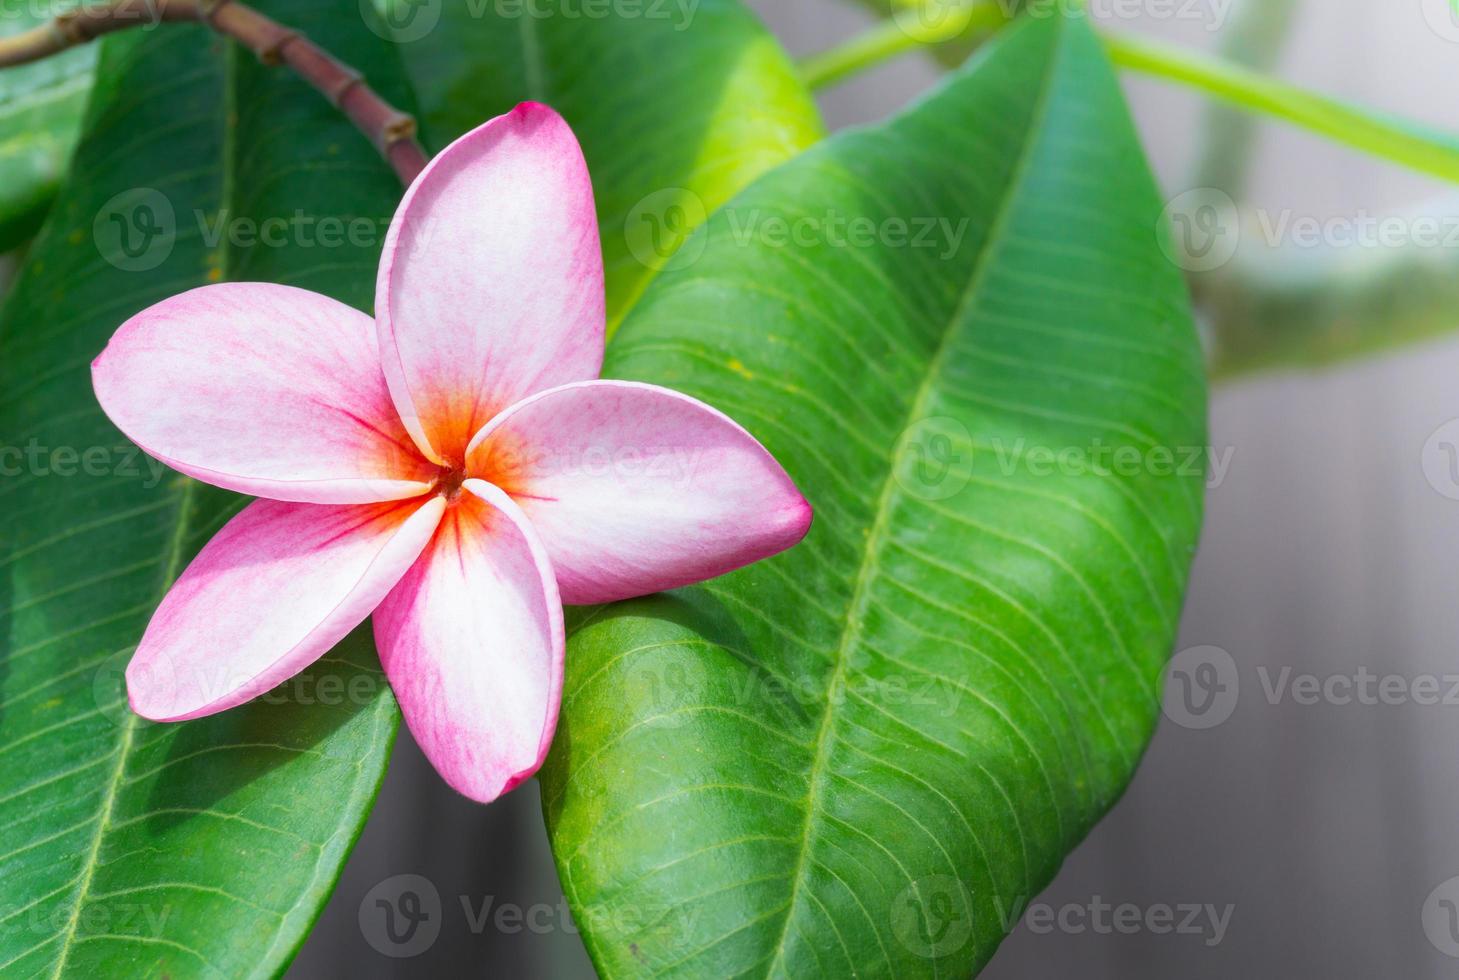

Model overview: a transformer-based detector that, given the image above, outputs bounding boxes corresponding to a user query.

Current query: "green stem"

[802,11,1459,186]
[1104,32,1459,185]
[800,2,1009,90]
[1188,0,1299,196]
[801,20,922,90]
[0,0,428,184]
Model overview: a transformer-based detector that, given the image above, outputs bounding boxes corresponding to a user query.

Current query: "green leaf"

[0,11,95,250]
[0,2,422,974]
[378,0,824,330]
[542,12,1205,978]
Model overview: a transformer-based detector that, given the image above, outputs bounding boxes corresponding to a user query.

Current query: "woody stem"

[0,0,428,185]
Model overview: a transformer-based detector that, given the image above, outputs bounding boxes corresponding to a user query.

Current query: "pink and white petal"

[375,102,605,464]
[127,496,445,722]
[373,480,564,803]
[93,282,437,503]
[466,380,813,605]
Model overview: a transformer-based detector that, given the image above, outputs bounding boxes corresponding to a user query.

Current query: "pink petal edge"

[373,479,565,803]
[93,282,437,504]
[126,496,446,722]
[375,102,605,465]
[465,379,813,605]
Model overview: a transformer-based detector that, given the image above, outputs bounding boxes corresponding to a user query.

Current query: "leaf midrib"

[42,33,231,976]
[46,480,198,978]
[759,19,1068,977]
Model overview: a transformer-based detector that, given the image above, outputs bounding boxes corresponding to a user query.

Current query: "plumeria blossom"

[91,103,811,803]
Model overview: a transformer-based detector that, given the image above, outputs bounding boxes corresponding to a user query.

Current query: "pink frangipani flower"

[91,103,812,803]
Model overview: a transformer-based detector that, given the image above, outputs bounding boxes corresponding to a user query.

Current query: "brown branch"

[0,0,428,185]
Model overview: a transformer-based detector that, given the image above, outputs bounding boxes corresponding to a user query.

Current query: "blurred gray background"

[289,0,1459,975]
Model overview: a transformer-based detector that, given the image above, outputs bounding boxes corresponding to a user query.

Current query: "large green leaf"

[378,0,823,330]
[542,12,1205,978]
[0,10,95,250]
[0,3,422,975]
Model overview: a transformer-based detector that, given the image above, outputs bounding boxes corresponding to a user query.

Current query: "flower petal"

[466,380,812,604]
[93,282,437,503]
[127,496,446,722]
[375,102,605,464]
[373,480,564,803]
